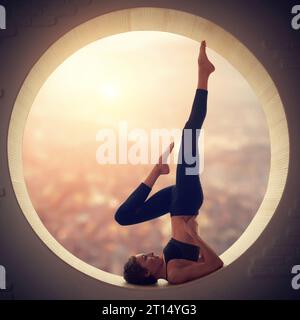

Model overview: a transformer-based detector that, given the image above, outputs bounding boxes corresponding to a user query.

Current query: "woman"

[114,40,224,285]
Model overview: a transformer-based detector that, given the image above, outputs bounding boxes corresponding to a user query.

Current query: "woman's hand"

[184,218,223,267]
[156,142,174,175]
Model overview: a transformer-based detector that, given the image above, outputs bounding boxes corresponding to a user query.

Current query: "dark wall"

[0,0,299,299]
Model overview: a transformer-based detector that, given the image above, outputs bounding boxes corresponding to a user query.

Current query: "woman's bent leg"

[115,184,175,225]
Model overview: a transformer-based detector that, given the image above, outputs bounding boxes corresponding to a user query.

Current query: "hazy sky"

[22,32,271,268]
[26,31,269,162]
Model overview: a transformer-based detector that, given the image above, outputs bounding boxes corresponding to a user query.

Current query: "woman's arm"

[168,259,223,285]
[184,219,223,265]
[168,221,223,284]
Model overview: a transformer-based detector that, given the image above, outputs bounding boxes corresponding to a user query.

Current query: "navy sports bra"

[163,238,200,280]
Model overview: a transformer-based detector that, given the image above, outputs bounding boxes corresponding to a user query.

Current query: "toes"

[200,41,206,55]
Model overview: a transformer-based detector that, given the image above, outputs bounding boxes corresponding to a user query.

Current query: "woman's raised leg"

[197,40,215,90]
[170,41,215,215]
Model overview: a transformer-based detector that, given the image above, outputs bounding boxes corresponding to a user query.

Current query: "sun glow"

[100,83,120,101]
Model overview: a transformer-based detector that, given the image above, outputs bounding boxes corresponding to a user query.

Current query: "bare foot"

[198,40,215,76]
[156,142,174,175]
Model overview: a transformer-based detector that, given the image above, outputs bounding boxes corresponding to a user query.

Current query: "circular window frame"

[7,7,289,288]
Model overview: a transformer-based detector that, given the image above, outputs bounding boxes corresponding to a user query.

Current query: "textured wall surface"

[0,0,300,299]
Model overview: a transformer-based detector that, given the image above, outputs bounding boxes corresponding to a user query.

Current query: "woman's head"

[123,252,164,285]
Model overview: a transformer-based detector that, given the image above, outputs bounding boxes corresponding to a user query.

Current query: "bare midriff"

[170,214,199,246]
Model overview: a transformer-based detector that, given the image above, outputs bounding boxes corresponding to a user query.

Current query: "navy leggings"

[114,89,207,226]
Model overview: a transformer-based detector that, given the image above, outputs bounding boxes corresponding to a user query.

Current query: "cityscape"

[22,31,270,275]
